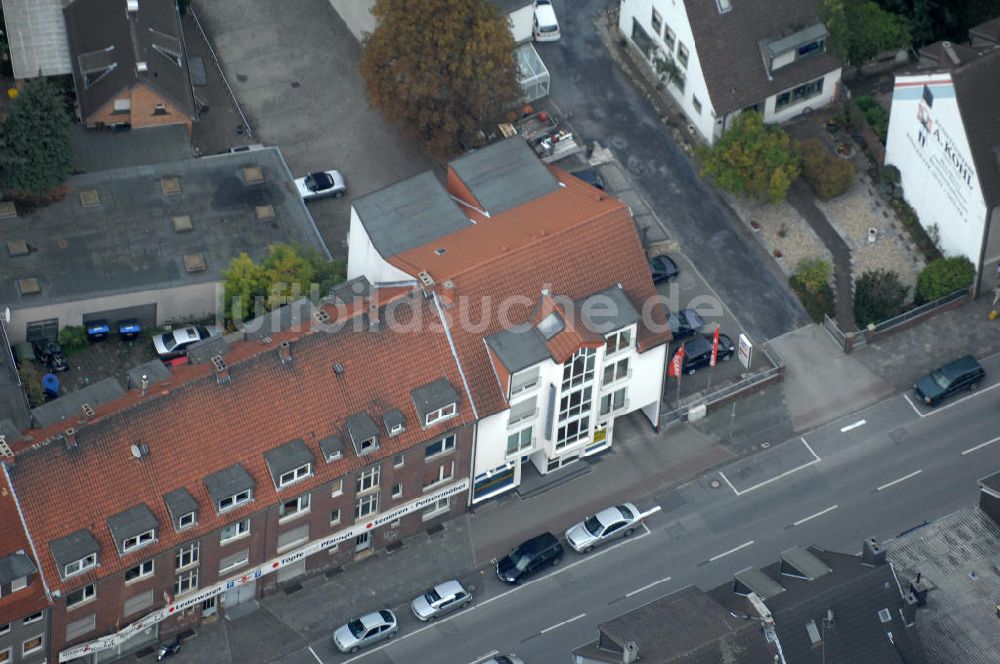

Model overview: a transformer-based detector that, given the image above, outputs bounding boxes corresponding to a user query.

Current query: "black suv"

[913,355,985,406]
[496,532,563,584]
[682,333,734,374]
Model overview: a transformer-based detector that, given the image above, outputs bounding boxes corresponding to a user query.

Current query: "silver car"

[565,502,641,553]
[410,579,472,621]
[481,656,525,664]
[295,170,346,201]
[332,609,397,653]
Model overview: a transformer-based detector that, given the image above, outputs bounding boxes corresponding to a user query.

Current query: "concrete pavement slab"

[717,437,819,495]
[224,607,307,664]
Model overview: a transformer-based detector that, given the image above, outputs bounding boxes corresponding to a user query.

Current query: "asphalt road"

[534,0,809,341]
[281,351,1000,664]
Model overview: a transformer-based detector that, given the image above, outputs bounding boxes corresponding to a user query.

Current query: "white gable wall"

[345,207,415,284]
[885,73,988,267]
[507,4,535,43]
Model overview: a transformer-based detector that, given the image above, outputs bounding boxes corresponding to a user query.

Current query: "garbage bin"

[118,319,141,340]
[86,319,110,341]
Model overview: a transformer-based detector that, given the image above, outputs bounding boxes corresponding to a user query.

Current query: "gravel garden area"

[727,195,833,277]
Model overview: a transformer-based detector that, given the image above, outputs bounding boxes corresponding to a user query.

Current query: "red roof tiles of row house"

[0,474,49,620]
[3,293,473,594]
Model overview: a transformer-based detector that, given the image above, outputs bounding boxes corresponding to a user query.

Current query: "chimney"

[862,538,886,566]
[212,355,230,384]
[140,374,148,396]
[368,303,381,331]
[621,641,638,664]
[64,428,78,450]
[901,591,918,626]
[126,0,138,12]
[278,340,292,364]
[81,402,95,421]
[909,573,931,606]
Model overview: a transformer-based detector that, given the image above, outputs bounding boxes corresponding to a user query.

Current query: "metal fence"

[874,288,970,332]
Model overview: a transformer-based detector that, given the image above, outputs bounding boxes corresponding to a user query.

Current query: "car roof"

[594,506,626,526]
[520,531,558,551]
[173,327,200,343]
[535,4,557,24]
[940,354,982,376]
[434,580,465,596]
[358,611,388,628]
[684,335,713,356]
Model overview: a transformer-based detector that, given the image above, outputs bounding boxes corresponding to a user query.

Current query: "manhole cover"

[761,442,771,449]
[291,81,300,88]
[709,479,721,489]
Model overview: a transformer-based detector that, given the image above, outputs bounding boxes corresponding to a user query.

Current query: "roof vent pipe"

[622,641,638,664]
[278,340,292,364]
[140,374,148,396]
[127,0,138,12]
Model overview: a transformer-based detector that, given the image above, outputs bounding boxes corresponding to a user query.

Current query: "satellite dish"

[130,444,142,459]
[2,307,9,323]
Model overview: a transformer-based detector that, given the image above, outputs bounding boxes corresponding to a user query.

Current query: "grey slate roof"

[63,0,196,122]
[319,434,343,462]
[1,0,73,79]
[448,138,559,214]
[0,148,329,313]
[573,585,775,664]
[242,298,316,342]
[263,438,315,486]
[733,566,785,600]
[126,360,171,391]
[49,528,99,571]
[203,463,255,505]
[577,285,641,334]
[31,377,125,428]
[952,49,1000,208]
[346,413,380,451]
[889,506,1000,664]
[0,552,36,584]
[486,327,551,373]
[186,335,232,366]
[410,378,459,423]
[106,503,158,549]
[163,487,198,524]
[684,0,841,116]
[382,409,405,434]
[780,545,832,580]
[353,171,472,259]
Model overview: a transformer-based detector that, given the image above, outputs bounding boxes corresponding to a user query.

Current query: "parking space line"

[707,540,754,563]
[540,613,586,634]
[624,576,672,598]
[717,471,741,496]
[801,436,820,461]
[876,469,923,492]
[840,419,866,433]
[307,646,324,664]
[469,650,499,664]
[720,437,821,497]
[791,504,838,527]
[961,435,1000,456]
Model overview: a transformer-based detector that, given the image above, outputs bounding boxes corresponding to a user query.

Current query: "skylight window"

[717,0,732,13]
[536,312,565,340]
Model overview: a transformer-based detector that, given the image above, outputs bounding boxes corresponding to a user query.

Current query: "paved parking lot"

[191,0,432,258]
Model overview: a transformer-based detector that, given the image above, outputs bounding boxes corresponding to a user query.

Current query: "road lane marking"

[308,646,324,664]
[876,469,923,492]
[540,613,586,634]
[707,540,754,563]
[624,576,672,598]
[470,651,499,664]
[791,504,838,527]
[719,438,821,497]
[961,435,1000,456]
[903,381,1000,418]
[840,419,866,433]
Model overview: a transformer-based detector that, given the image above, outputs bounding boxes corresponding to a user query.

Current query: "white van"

[533,1,561,42]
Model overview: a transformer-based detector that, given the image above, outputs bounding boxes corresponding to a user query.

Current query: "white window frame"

[422,497,450,521]
[424,461,455,492]
[602,357,630,387]
[356,466,380,494]
[218,550,250,575]
[424,402,456,426]
[391,482,403,499]
[510,366,540,397]
[174,568,198,596]
[506,426,533,456]
[64,553,97,578]
[425,434,456,460]
[393,453,405,468]
[178,511,196,530]
[331,478,344,497]
[355,492,379,520]
[330,508,341,526]
[175,542,200,571]
[22,636,43,656]
[0,646,9,664]
[22,612,42,625]
[220,519,250,544]
[122,528,156,554]
[10,576,27,592]
[278,493,311,521]
[124,559,154,584]
[507,397,538,428]
[358,437,378,454]
[605,328,633,356]
[66,583,96,609]
[278,463,312,489]
[600,387,629,417]
[678,41,689,68]
[218,489,252,513]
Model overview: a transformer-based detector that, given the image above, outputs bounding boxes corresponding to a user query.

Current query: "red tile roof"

[0,473,49,620]
[6,294,472,593]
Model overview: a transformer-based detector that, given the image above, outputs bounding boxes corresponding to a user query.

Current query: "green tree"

[914,256,975,304]
[0,78,73,196]
[876,0,999,46]
[263,243,315,309]
[824,0,911,65]
[222,252,269,324]
[359,0,521,158]
[58,326,89,354]
[698,112,801,204]
[853,269,908,326]
[794,258,833,293]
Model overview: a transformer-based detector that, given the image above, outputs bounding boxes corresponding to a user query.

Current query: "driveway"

[191,0,432,258]
[535,0,809,340]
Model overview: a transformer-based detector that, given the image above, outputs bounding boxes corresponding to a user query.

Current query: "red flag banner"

[710,324,720,368]
[669,345,685,378]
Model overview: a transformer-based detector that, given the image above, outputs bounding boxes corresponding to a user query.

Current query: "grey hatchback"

[333,609,397,653]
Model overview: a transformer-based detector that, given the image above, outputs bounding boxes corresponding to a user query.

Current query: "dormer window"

[510,366,540,397]
[164,488,199,532]
[279,463,311,488]
[218,489,252,512]
[178,512,196,529]
[347,413,381,456]
[122,529,155,553]
[64,554,97,578]
[11,577,27,592]
[425,402,456,426]
[605,328,633,355]
[358,438,377,454]
[382,409,406,437]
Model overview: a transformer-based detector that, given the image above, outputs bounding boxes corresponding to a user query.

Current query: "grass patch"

[790,275,836,323]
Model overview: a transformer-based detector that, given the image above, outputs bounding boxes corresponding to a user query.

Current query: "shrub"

[854,96,889,142]
[790,275,836,323]
[17,361,46,407]
[797,139,855,200]
[880,164,901,186]
[853,269,908,327]
[58,325,88,354]
[914,256,975,304]
[890,198,942,262]
[794,258,832,293]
